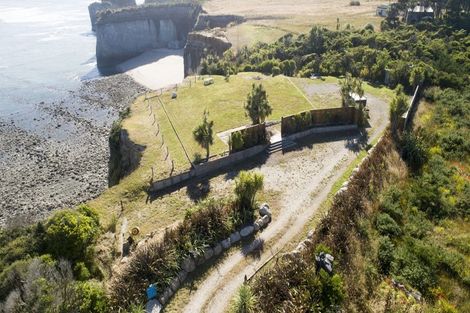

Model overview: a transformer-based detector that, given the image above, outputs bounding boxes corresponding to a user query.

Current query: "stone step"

[267,139,297,154]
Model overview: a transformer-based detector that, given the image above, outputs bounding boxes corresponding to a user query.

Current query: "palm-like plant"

[245,84,272,125]
[193,110,214,161]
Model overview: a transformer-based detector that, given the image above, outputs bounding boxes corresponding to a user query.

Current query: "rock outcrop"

[88,0,136,31]
[183,30,232,76]
[194,14,244,31]
[95,3,202,70]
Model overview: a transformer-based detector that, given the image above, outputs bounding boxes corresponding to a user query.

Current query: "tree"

[245,84,272,125]
[339,73,364,107]
[389,85,409,134]
[409,65,425,89]
[234,171,264,222]
[193,110,214,160]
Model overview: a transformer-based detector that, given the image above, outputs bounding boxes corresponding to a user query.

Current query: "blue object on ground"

[147,284,158,300]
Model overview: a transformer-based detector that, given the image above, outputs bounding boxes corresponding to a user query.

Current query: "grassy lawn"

[154,73,315,164]
[226,23,294,50]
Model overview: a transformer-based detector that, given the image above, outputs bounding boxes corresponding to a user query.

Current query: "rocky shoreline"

[0,74,147,227]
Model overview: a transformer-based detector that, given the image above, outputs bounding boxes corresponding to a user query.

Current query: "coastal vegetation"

[1,1,469,312]
[109,171,264,309]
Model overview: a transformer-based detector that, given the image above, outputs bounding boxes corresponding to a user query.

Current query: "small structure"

[204,77,214,86]
[376,4,390,17]
[406,5,434,24]
[147,284,158,300]
[349,92,367,107]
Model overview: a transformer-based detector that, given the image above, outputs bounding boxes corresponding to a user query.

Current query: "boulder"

[240,226,254,238]
[177,270,187,283]
[230,231,241,244]
[221,237,231,249]
[307,230,314,239]
[259,203,272,217]
[261,214,271,226]
[146,299,162,313]
[169,277,180,293]
[253,221,260,231]
[181,257,196,273]
[203,247,214,261]
[159,288,173,305]
[213,243,223,256]
[296,242,307,251]
[303,238,313,246]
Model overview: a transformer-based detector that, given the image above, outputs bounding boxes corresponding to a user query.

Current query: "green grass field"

[154,73,315,166]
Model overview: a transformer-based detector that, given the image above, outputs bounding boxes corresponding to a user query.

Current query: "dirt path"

[181,94,389,312]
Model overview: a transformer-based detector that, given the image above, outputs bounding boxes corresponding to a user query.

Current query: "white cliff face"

[96,19,158,67]
[159,19,177,43]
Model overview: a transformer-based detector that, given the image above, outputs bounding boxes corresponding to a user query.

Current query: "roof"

[408,5,434,13]
[349,92,367,102]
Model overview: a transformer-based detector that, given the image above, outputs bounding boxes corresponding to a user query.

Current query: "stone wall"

[183,30,232,76]
[145,206,273,312]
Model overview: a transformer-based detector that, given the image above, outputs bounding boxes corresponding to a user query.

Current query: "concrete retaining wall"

[400,85,421,131]
[149,144,267,193]
[281,106,359,136]
[285,124,359,141]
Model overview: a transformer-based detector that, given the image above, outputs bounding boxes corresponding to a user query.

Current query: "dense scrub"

[0,205,107,312]
[203,20,469,92]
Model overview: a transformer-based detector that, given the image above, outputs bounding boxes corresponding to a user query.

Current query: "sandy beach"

[118,49,184,91]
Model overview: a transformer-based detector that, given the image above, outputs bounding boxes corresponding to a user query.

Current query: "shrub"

[401,132,427,172]
[412,156,453,219]
[392,241,438,294]
[350,0,360,6]
[306,269,345,311]
[364,23,374,32]
[229,131,244,153]
[380,187,404,223]
[403,209,432,239]
[377,236,394,274]
[234,171,264,222]
[44,205,101,263]
[257,59,280,74]
[74,261,91,281]
[272,66,281,76]
[230,284,257,313]
[376,213,402,237]
[76,281,109,313]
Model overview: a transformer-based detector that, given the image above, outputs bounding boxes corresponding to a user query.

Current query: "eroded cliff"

[95,3,202,70]
[184,30,232,76]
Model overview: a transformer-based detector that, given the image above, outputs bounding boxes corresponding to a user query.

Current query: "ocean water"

[0,0,98,117]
